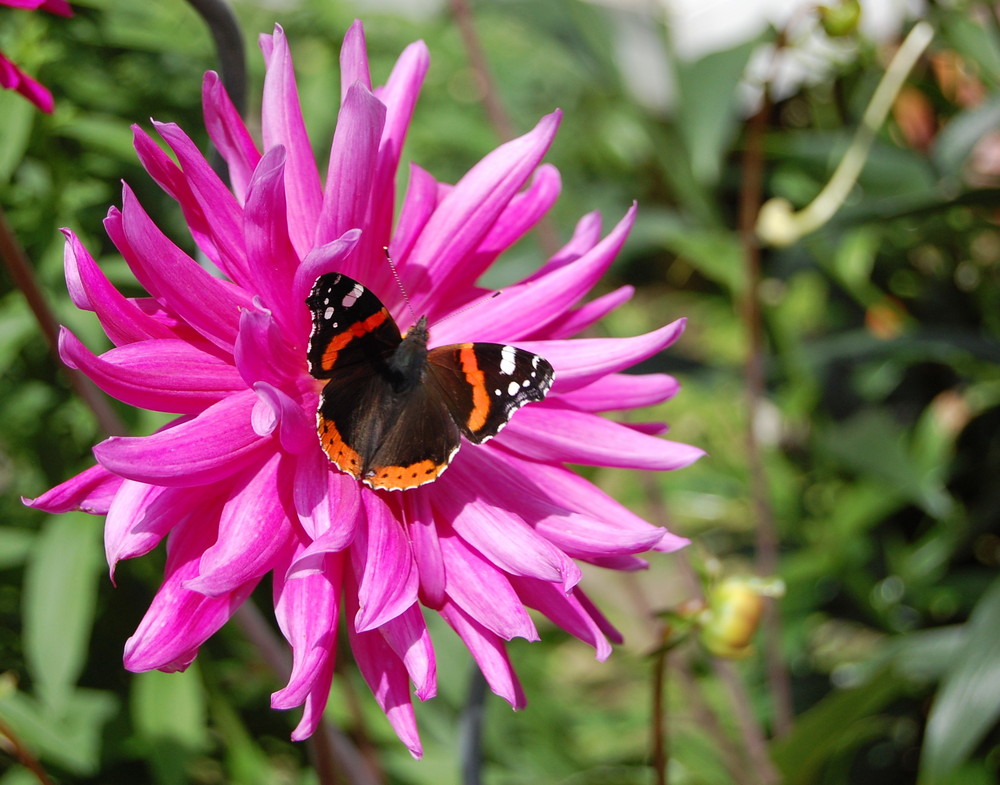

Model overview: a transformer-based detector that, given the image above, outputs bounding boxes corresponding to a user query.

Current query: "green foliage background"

[2,0,1000,783]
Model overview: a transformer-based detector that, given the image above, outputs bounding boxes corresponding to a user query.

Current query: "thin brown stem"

[446,0,560,258]
[0,206,126,437]
[650,645,669,785]
[0,714,55,785]
[737,96,794,736]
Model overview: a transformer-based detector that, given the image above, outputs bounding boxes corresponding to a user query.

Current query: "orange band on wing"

[365,459,447,491]
[321,308,389,371]
[458,344,490,432]
[318,415,363,477]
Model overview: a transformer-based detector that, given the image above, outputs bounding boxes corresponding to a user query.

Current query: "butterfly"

[306,273,555,490]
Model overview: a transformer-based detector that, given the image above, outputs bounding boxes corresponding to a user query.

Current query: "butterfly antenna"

[434,290,502,325]
[384,246,419,325]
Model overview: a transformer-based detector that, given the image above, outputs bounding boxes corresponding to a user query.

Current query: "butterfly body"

[306,273,554,491]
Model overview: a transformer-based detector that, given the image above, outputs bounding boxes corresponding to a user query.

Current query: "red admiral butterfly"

[306,273,555,491]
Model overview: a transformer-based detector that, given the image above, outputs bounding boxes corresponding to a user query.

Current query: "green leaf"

[132,666,209,785]
[771,667,902,784]
[674,38,760,188]
[0,91,35,184]
[22,513,103,712]
[919,577,1000,782]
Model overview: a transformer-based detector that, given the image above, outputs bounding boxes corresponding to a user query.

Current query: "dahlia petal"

[202,70,262,203]
[60,329,243,414]
[234,305,302,390]
[0,53,53,113]
[439,532,539,642]
[402,491,446,609]
[526,211,604,281]
[406,112,562,311]
[243,147,302,334]
[153,122,255,285]
[389,165,439,294]
[434,205,636,344]
[124,514,258,672]
[272,549,343,709]
[40,0,73,16]
[316,82,386,250]
[517,317,687,392]
[511,578,613,661]
[62,229,178,346]
[379,605,437,700]
[575,588,625,644]
[433,458,582,590]
[559,372,681,412]
[251,383,314,454]
[23,463,123,514]
[454,164,561,290]
[582,554,651,571]
[105,483,216,576]
[291,449,360,550]
[185,452,294,596]
[439,601,526,709]
[133,123,250,285]
[288,656,336,742]
[538,285,635,340]
[352,491,419,632]
[339,20,372,97]
[93,391,268,486]
[502,454,690,553]
[291,229,363,318]
[346,580,423,758]
[110,191,253,350]
[369,39,429,290]
[497,404,705,470]
[260,25,323,256]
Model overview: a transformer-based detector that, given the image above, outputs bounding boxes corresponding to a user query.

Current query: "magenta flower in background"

[0,0,72,113]
[25,21,703,754]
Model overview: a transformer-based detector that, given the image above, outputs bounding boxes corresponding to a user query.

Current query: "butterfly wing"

[426,343,555,444]
[306,273,402,378]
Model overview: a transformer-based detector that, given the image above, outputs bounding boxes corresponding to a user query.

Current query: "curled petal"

[202,70,262,203]
[94,391,269,487]
[538,285,634,340]
[291,449,360,550]
[401,491,446,609]
[379,605,437,700]
[339,19,372,97]
[511,578,613,661]
[558,372,681,412]
[23,463,122,515]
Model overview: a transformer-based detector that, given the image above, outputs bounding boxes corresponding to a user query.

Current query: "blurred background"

[2,0,999,783]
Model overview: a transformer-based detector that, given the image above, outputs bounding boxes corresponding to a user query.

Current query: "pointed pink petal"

[291,449,360,548]
[401,491,446,609]
[93,391,270,486]
[517,317,687,393]
[272,549,343,709]
[291,229,363,331]
[405,112,562,312]
[234,305,301,389]
[251,382,314,454]
[109,191,253,351]
[390,165,440,278]
[316,83,386,252]
[0,53,53,112]
[511,578,613,660]
[379,605,437,700]
[432,457,582,589]
[185,451,295,595]
[60,329,244,414]
[536,284,635,340]
[496,404,705,470]
[62,230,178,346]
[22,463,122,514]
[575,588,624,644]
[202,71,262,203]
[339,20,372,97]
[558,372,680,412]
[346,578,423,758]
[525,211,603,282]
[243,146,302,336]
[439,601,525,709]
[124,514,259,672]
[439,532,538,641]
[260,25,323,256]
[433,205,635,344]
[351,490,419,632]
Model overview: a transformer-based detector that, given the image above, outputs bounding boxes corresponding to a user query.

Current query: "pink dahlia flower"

[0,0,72,113]
[25,21,703,753]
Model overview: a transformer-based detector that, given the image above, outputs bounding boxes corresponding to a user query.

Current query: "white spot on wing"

[324,306,335,320]
[507,380,520,396]
[500,345,517,375]
[342,283,364,308]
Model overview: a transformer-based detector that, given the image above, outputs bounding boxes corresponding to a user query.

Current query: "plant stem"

[185,0,247,116]
[0,714,55,785]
